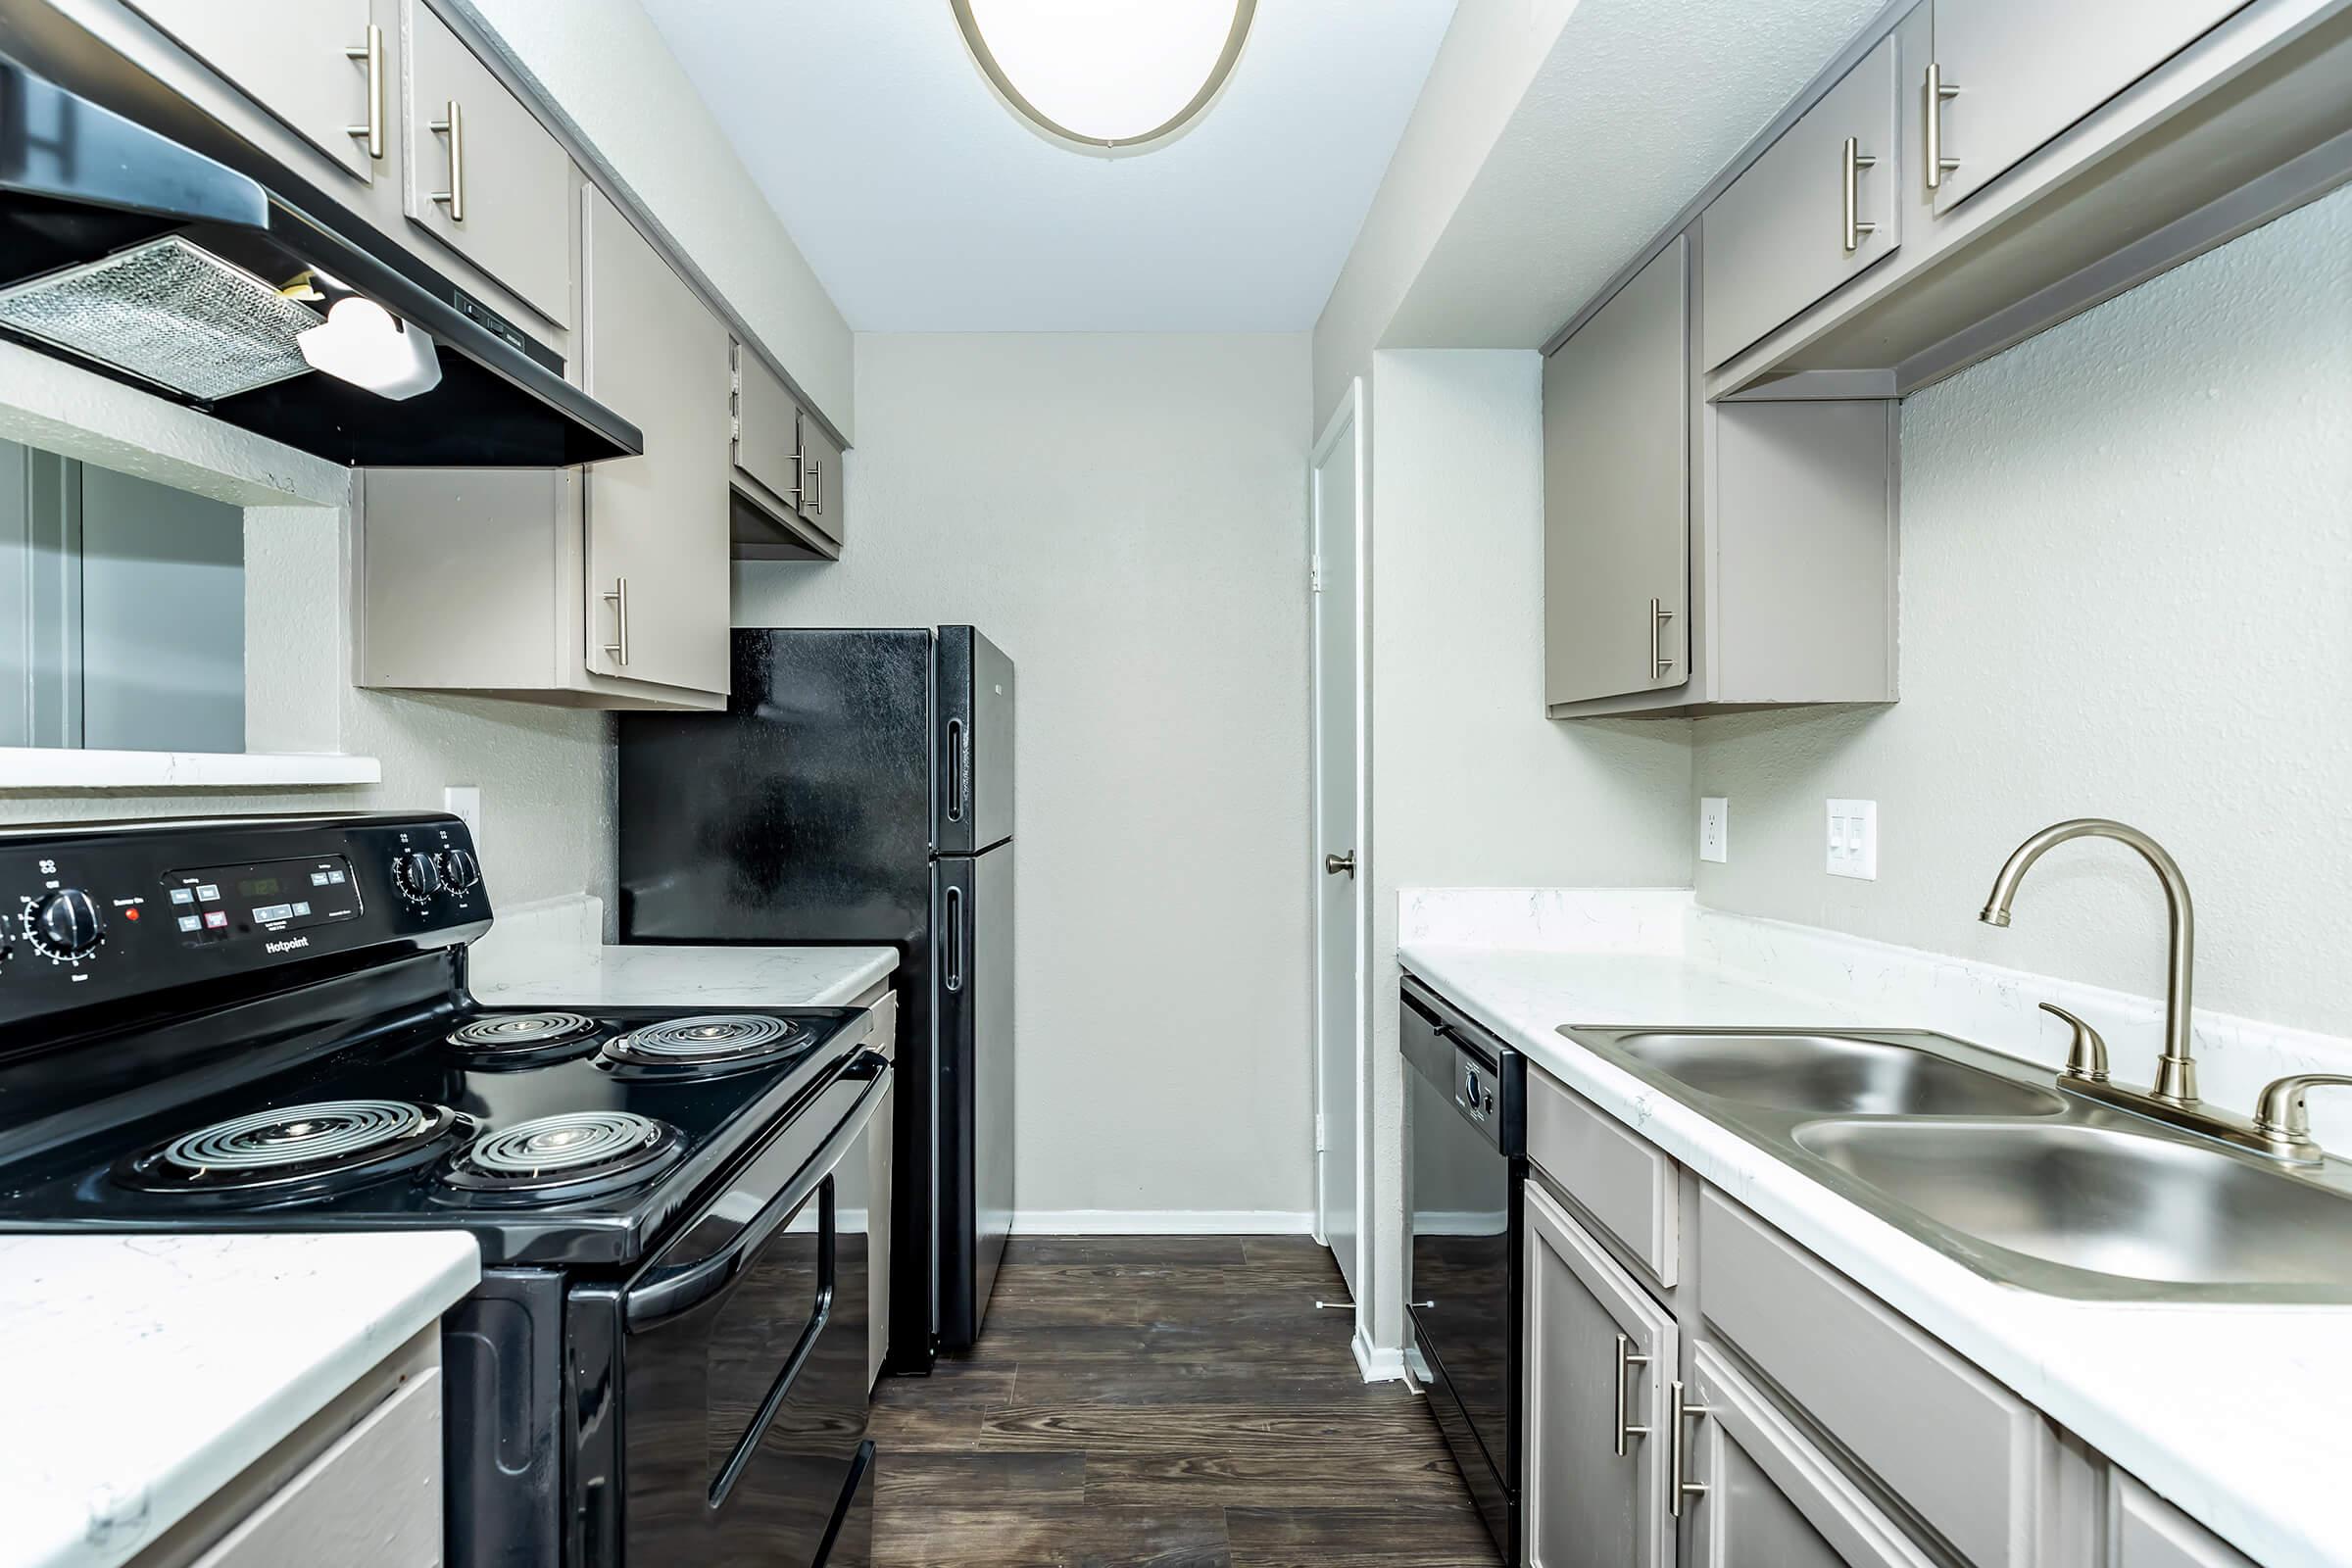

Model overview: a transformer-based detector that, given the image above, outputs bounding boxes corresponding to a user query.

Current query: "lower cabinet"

[1524,1179,1676,1568]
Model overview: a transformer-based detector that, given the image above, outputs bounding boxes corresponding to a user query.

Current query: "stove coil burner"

[441,1110,684,1200]
[447,1010,603,1062]
[596,1013,807,1078]
[117,1099,473,1196]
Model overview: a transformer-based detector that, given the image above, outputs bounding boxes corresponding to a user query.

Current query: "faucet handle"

[2039,1003,2110,1084]
[2252,1073,2352,1163]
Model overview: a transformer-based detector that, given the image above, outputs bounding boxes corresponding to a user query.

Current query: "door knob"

[1324,852,1356,878]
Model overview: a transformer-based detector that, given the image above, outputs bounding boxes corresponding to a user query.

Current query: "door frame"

[1307,377,1369,1319]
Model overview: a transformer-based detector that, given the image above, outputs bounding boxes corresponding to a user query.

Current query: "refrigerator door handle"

[944,718,966,823]
[944,885,964,992]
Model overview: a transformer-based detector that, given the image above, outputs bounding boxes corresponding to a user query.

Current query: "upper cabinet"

[1544,241,1689,709]
[730,344,849,560]
[1925,0,2249,214]
[126,0,388,183]
[1701,32,1902,369]
[400,0,574,327]
[1545,231,1897,719]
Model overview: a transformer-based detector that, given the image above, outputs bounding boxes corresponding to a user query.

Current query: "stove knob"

[438,848,481,894]
[29,888,105,959]
[392,851,443,904]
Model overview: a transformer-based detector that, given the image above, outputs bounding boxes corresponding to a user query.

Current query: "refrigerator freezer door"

[933,841,1014,1348]
[935,626,1015,855]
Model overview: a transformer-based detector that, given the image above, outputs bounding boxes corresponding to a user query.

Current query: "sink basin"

[1610,1031,2067,1118]
[1796,1119,2352,1292]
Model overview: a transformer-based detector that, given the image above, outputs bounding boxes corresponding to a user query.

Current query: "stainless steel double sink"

[1560,1025,2352,1302]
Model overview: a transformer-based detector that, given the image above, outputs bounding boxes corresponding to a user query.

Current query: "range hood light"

[296,296,442,400]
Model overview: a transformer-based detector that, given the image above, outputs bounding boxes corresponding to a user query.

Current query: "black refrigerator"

[615,626,1014,1371]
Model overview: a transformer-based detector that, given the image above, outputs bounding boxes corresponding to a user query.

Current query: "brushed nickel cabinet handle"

[1613,1333,1652,1457]
[1925,63,1962,191]
[1648,597,1676,680]
[430,99,466,221]
[602,576,628,667]
[808,456,823,516]
[344,24,384,161]
[1669,1379,1713,1518]
[1323,852,1355,878]
[1841,135,1879,254]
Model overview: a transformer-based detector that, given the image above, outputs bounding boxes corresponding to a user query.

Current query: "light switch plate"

[1698,797,1729,863]
[444,785,483,855]
[1827,798,1877,880]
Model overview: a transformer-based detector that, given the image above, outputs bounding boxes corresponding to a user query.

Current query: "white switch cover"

[1698,798,1729,863]
[444,785,483,853]
[1827,799,1877,880]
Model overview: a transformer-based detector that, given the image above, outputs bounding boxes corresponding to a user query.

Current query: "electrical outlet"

[444,785,483,854]
[1827,799,1877,880]
[1698,797,1729,863]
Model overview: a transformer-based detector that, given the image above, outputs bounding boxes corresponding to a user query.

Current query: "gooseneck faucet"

[1979,818,2199,1105]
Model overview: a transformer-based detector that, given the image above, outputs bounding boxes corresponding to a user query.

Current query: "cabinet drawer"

[190,1369,442,1568]
[1700,30,1901,368]
[1697,1190,2044,1568]
[2110,1475,2254,1568]
[1684,1342,1937,1568]
[1527,1067,1678,1287]
[402,0,573,325]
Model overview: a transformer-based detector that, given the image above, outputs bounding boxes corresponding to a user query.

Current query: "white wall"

[1365,350,1692,1347]
[732,332,1316,1222]
[1695,185,2352,1039]
[457,0,855,436]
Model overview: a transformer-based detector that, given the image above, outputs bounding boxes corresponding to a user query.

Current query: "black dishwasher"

[1401,973,1523,1563]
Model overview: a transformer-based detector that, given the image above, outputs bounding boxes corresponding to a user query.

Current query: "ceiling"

[639,1,1458,333]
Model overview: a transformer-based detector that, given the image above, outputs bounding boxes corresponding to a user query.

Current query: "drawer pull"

[602,576,628,667]
[1669,1378,1713,1517]
[1925,64,1962,191]
[430,99,466,221]
[1613,1332,1652,1457]
[343,25,384,161]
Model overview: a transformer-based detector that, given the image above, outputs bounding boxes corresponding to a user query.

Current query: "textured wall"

[1364,350,1693,1347]
[733,332,1315,1219]
[1695,186,2352,1037]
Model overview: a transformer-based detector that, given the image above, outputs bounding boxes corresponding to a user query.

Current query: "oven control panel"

[0,813,490,1034]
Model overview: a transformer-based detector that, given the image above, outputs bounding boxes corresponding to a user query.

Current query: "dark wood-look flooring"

[871,1236,1500,1568]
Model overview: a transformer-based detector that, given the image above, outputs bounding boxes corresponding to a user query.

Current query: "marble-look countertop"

[0,1233,478,1568]
[466,895,897,1009]
[1400,893,2352,1568]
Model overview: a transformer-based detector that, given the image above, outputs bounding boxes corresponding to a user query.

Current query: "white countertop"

[0,1233,479,1568]
[466,895,897,1010]
[1398,891,2352,1568]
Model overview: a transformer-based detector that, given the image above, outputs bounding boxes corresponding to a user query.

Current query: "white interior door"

[1310,381,1367,1308]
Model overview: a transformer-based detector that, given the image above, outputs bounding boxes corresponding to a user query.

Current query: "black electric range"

[0,812,883,1568]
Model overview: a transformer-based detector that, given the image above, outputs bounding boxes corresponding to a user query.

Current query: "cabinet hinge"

[1309,556,1323,595]
[1314,1112,1327,1153]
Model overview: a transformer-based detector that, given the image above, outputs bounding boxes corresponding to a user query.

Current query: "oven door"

[612,1052,890,1568]
[1401,983,1520,1548]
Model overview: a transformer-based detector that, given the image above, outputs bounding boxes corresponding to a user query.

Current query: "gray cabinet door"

[732,343,805,509]
[129,0,383,181]
[1682,1344,1937,1568]
[1699,31,1900,369]
[796,412,846,548]
[2110,1475,2255,1568]
[581,187,731,697]
[402,0,572,325]
[1524,1178,1677,1568]
[1929,0,2247,215]
[1543,235,1689,708]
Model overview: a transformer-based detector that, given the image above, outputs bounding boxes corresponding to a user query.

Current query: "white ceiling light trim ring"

[952,0,1257,155]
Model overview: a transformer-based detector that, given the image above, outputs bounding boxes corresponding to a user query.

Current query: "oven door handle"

[710,1185,834,1508]
[623,1055,892,1331]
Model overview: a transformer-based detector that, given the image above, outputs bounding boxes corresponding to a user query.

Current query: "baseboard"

[1353,1327,1406,1384]
[1008,1208,1317,1236]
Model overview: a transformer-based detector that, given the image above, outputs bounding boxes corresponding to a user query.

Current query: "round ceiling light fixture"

[952,0,1257,156]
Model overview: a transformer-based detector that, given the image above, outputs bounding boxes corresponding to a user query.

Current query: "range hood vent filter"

[0,235,320,401]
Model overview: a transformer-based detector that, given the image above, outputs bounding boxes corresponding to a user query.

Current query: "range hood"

[0,30,640,467]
